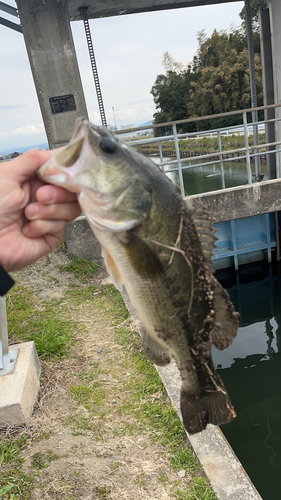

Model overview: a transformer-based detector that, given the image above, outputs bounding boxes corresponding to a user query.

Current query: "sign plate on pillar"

[49,94,76,114]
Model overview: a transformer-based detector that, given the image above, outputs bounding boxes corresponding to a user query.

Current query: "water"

[161,159,268,195]
[214,261,281,500]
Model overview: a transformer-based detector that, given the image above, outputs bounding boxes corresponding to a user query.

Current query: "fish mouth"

[37,117,97,193]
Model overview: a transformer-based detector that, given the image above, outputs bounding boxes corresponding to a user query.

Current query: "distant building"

[120,124,135,130]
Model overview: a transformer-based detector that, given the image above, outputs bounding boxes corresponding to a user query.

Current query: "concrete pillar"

[268,0,281,168]
[260,8,276,179]
[16,0,88,149]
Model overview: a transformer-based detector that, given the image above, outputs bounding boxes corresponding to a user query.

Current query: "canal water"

[161,158,268,195]
[214,261,281,500]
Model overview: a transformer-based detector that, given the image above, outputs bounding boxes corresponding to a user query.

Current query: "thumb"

[3,149,56,183]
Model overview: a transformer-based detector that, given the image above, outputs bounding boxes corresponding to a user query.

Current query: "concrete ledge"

[184,178,281,223]
[0,341,41,427]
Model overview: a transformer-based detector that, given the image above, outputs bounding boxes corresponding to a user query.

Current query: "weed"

[32,452,48,470]
[60,254,99,281]
[31,450,60,470]
[0,437,26,465]
[56,238,67,253]
[0,469,33,500]
[70,382,107,410]
[93,486,111,498]
[135,473,148,487]
[99,285,129,323]
[65,284,98,302]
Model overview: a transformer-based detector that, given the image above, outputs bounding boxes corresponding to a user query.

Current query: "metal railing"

[119,104,281,197]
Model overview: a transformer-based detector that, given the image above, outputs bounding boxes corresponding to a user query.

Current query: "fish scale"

[37,117,239,434]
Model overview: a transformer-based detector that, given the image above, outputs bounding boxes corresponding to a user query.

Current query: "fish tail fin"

[180,383,236,434]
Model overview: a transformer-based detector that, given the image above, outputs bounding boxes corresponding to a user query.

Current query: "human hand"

[0,149,81,272]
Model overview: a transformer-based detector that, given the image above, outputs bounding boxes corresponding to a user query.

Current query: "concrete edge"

[0,341,41,427]
[156,361,262,500]
[184,177,281,223]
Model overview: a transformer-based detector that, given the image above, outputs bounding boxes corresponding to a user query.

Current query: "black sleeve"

[0,265,15,296]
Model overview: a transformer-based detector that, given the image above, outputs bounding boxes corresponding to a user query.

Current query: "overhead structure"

[67,0,242,20]
[0,1,22,32]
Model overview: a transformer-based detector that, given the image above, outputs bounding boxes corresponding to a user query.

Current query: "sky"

[0,1,244,151]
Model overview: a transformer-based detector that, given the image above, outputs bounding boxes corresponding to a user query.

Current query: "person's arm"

[0,149,81,272]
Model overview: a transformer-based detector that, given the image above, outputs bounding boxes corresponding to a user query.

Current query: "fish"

[37,117,239,434]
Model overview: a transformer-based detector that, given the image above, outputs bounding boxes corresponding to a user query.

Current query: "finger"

[3,149,58,183]
[22,178,46,204]
[22,219,67,239]
[35,184,79,204]
[25,201,81,222]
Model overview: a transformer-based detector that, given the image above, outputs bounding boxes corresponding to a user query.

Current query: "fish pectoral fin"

[210,278,239,350]
[102,247,123,291]
[180,381,236,434]
[121,231,164,279]
[140,326,171,366]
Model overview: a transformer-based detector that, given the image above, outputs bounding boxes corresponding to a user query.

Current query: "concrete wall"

[184,178,281,224]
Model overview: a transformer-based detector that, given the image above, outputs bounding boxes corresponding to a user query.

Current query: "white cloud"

[0,123,45,139]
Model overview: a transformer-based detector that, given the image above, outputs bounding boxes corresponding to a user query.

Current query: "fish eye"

[99,138,117,154]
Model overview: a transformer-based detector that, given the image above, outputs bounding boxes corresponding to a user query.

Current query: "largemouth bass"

[37,117,239,434]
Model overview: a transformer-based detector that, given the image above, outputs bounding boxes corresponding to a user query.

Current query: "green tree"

[188,29,263,129]
[150,26,263,134]
[151,63,196,136]
[239,0,267,29]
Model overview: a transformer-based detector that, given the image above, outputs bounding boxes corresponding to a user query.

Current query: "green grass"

[0,437,33,500]
[6,286,74,360]
[60,254,99,281]
[135,132,266,156]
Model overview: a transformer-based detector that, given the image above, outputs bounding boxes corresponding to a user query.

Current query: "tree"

[150,26,263,133]
[150,59,196,136]
[188,29,263,129]
[239,0,267,29]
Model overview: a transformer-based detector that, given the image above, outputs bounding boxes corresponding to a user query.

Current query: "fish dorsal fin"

[190,205,217,262]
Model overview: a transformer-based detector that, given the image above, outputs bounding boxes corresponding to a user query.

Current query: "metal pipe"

[0,296,8,370]
[158,141,164,165]
[217,131,225,189]
[275,120,280,178]
[172,123,185,197]
[244,0,260,177]
[243,111,252,184]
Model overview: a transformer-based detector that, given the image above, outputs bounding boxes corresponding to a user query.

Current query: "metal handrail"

[125,104,281,196]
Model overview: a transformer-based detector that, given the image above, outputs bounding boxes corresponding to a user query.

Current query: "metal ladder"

[80,6,107,127]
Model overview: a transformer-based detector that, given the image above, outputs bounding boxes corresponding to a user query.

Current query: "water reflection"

[214,261,281,499]
[161,159,268,195]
